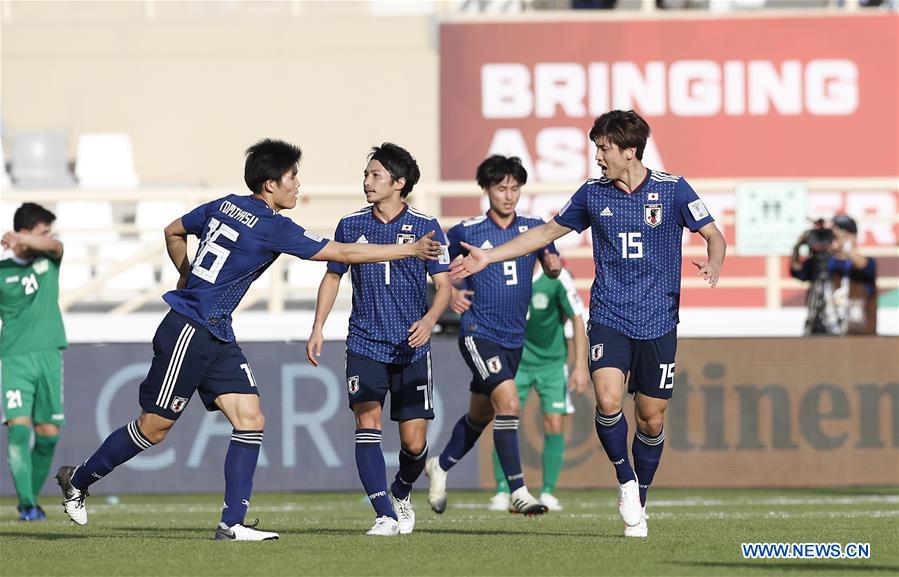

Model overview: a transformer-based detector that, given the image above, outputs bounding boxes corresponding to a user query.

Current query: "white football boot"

[56,466,89,526]
[425,457,448,514]
[215,521,279,541]
[618,478,642,527]
[539,492,563,511]
[624,508,648,538]
[390,493,415,535]
[488,492,511,511]
[509,487,549,516]
[366,516,400,536]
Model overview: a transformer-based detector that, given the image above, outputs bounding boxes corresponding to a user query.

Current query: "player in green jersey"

[453,263,590,511]
[1,203,67,521]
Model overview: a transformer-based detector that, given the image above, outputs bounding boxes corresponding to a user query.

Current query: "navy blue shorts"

[458,336,522,397]
[587,323,678,400]
[345,350,434,421]
[138,310,259,420]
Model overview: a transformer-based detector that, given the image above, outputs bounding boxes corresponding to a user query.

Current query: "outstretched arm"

[306,271,342,366]
[311,231,441,264]
[450,220,572,280]
[691,222,726,288]
[1,231,64,260]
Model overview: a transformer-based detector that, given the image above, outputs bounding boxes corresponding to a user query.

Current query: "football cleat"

[624,508,648,538]
[215,520,279,541]
[539,492,563,511]
[56,466,89,526]
[509,487,549,516]
[17,505,47,521]
[618,478,642,527]
[488,492,511,511]
[366,516,400,536]
[425,457,448,514]
[390,493,415,535]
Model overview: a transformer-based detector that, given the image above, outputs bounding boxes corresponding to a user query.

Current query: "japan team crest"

[644,204,663,228]
[170,396,189,413]
[347,375,360,395]
[486,356,503,374]
[591,344,604,361]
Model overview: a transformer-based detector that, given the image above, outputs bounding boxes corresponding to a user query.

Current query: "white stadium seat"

[135,200,188,242]
[75,133,139,189]
[96,240,157,296]
[54,201,117,246]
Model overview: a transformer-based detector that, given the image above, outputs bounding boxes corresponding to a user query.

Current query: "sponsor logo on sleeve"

[688,199,710,221]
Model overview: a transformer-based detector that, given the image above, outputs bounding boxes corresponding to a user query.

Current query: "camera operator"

[790,215,877,335]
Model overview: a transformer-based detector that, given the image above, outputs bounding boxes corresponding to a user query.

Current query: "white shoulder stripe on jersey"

[650,171,680,182]
[155,324,196,410]
[407,207,436,221]
[464,336,490,379]
[462,215,487,227]
[340,207,373,220]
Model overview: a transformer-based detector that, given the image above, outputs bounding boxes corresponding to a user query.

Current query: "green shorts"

[515,362,573,415]
[1,349,65,426]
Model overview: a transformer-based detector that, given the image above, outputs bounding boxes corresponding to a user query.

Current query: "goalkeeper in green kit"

[452,262,590,511]
[1,203,67,521]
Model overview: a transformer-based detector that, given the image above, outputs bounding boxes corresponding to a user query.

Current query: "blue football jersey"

[327,204,450,364]
[447,212,558,349]
[164,194,329,341]
[554,170,714,340]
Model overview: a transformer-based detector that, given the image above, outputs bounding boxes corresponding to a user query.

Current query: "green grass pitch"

[2,487,897,577]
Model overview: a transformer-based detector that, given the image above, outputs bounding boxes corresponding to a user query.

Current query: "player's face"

[484,175,521,219]
[20,222,53,258]
[594,136,630,181]
[271,166,300,211]
[363,159,403,204]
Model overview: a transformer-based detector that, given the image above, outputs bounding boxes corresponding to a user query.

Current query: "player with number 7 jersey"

[56,139,443,541]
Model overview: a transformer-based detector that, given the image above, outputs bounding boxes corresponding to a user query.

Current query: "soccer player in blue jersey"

[305,143,452,536]
[55,139,443,540]
[450,110,726,537]
[424,155,562,516]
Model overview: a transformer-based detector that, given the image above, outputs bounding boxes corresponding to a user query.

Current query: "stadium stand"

[10,134,76,188]
[74,133,139,189]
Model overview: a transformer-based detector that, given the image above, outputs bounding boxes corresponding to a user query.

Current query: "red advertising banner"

[440,14,899,181]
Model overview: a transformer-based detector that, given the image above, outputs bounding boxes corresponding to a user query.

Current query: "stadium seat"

[96,240,157,297]
[54,201,118,246]
[10,134,76,188]
[287,258,327,292]
[0,200,19,228]
[57,241,93,292]
[75,133,139,188]
[135,200,188,242]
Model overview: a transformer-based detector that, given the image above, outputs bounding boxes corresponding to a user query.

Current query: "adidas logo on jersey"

[600,207,613,217]
[356,235,368,244]
[480,240,494,249]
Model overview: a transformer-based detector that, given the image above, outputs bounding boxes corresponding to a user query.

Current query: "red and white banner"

[440,14,898,181]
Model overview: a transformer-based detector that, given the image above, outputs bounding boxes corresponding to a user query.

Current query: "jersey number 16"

[193,218,240,283]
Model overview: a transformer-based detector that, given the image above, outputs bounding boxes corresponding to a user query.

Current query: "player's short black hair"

[475,155,528,190]
[13,202,56,232]
[244,139,302,194]
[589,110,651,161]
[832,214,858,234]
[369,143,420,198]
